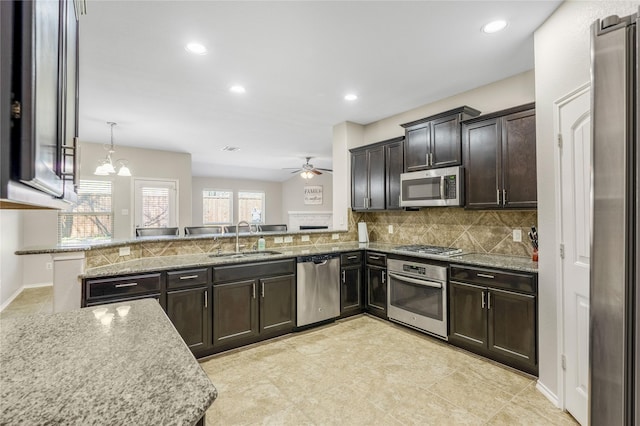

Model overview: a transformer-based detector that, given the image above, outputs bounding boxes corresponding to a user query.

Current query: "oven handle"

[388,272,443,289]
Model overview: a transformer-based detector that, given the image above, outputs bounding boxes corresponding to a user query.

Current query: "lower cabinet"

[166,286,209,353]
[340,252,363,317]
[449,265,537,375]
[365,252,387,319]
[212,260,296,351]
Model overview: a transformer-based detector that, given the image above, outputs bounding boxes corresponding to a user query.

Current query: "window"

[238,191,265,224]
[134,179,177,228]
[58,180,113,244]
[202,190,232,224]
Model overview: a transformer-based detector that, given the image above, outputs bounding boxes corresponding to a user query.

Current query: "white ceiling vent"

[221,146,240,152]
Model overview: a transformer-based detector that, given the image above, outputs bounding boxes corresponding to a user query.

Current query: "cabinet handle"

[204,290,208,308]
[487,292,492,309]
[496,189,500,205]
[115,282,137,288]
[179,275,199,280]
[503,190,507,205]
[426,154,429,166]
[481,291,486,309]
[347,255,358,260]
[261,282,265,298]
[477,273,495,279]
[252,282,256,299]
[382,271,386,284]
[342,270,346,283]
[369,255,381,260]
[429,152,433,166]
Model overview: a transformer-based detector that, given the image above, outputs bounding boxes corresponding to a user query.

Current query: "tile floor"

[2,288,578,425]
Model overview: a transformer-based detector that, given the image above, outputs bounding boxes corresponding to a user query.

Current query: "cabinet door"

[351,149,368,210]
[463,118,501,208]
[213,280,259,347]
[166,286,209,351]
[367,146,386,210]
[449,282,487,350]
[501,109,537,208]
[487,288,536,369]
[385,140,404,210]
[366,265,387,318]
[341,265,363,314]
[431,114,461,168]
[404,125,430,172]
[259,274,295,334]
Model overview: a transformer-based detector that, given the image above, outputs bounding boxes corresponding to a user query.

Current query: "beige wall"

[80,142,192,239]
[281,172,333,222]
[0,210,24,307]
[533,0,638,404]
[191,176,283,226]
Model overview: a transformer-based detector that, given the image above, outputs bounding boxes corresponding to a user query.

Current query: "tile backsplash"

[351,208,537,257]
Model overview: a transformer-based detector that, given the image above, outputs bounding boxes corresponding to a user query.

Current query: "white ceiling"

[79,0,561,182]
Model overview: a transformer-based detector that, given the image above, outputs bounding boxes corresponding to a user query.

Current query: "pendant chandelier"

[94,122,131,176]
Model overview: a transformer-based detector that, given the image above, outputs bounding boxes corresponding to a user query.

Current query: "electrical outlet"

[332,233,339,240]
[119,246,131,256]
[513,229,522,242]
[46,262,53,270]
[388,225,394,234]
[284,236,293,243]
[301,235,310,242]
[274,237,284,244]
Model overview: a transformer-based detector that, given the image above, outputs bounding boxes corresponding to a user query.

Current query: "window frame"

[202,189,233,225]
[58,179,114,245]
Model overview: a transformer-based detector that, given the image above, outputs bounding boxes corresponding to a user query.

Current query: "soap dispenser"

[257,237,266,251]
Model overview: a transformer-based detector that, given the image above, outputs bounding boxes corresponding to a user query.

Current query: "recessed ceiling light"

[185,43,207,55]
[482,20,508,34]
[229,85,246,94]
[344,94,358,101]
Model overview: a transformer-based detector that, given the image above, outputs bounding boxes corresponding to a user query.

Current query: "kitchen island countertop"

[0,299,217,425]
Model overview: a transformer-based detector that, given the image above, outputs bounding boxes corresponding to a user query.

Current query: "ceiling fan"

[283,157,332,179]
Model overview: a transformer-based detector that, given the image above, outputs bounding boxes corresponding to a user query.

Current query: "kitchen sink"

[210,250,283,259]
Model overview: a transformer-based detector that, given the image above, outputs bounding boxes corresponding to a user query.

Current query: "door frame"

[131,177,179,235]
[551,82,591,412]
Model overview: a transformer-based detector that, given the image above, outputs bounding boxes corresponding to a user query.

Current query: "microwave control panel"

[445,175,457,199]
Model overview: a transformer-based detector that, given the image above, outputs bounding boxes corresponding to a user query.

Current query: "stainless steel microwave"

[400,166,464,207]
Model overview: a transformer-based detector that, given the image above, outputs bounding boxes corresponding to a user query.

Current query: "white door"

[557,85,591,425]
[133,179,178,229]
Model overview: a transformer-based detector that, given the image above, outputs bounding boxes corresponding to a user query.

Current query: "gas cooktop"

[394,244,463,257]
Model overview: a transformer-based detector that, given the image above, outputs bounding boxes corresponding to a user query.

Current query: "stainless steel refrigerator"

[590,8,639,426]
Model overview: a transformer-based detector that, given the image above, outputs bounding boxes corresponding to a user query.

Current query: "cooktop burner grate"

[394,244,463,257]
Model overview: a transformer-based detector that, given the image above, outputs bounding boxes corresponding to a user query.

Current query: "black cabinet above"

[401,106,480,172]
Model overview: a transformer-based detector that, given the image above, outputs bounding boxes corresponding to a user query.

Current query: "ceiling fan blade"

[311,169,322,175]
[315,168,333,172]
[289,169,302,174]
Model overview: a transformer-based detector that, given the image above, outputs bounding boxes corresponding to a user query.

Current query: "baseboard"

[0,283,52,312]
[536,380,560,408]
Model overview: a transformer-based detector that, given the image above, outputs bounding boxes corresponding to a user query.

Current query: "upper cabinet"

[350,137,404,211]
[0,0,80,208]
[462,103,537,209]
[401,106,480,172]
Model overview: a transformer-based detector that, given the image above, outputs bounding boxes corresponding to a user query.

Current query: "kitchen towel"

[358,222,369,243]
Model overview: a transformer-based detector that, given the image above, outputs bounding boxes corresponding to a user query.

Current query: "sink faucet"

[235,220,251,253]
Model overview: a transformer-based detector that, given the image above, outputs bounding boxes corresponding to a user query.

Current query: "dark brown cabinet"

[462,103,537,209]
[449,265,537,375]
[212,260,296,351]
[401,106,480,172]
[350,137,404,211]
[83,272,163,308]
[340,252,363,317]
[165,267,211,354]
[365,252,387,319]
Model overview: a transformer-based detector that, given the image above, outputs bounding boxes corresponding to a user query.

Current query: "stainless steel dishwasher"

[296,253,340,327]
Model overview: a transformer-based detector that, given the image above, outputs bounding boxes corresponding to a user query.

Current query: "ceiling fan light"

[300,171,313,179]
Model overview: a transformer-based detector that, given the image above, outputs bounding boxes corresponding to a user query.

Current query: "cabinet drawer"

[167,268,209,289]
[341,252,362,266]
[366,252,387,267]
[450,265,536,294]
[86,273,162,300]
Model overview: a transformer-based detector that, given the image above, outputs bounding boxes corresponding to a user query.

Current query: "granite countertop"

[16,228,348,255]
[82,242,537,279]
[0,299,218,425]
